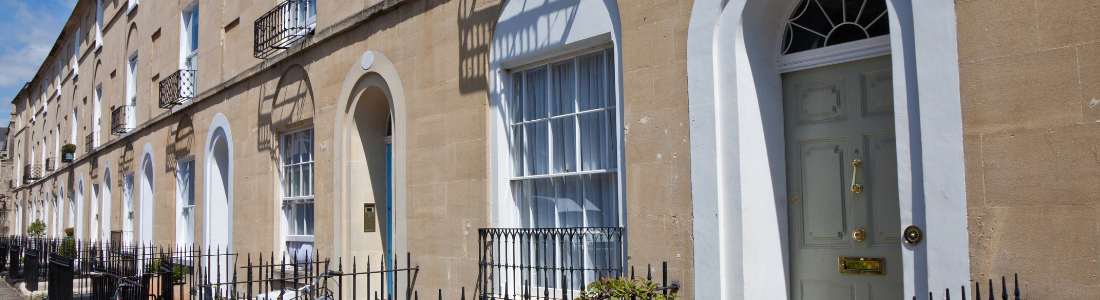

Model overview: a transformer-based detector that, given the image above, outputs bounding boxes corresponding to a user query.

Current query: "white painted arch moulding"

[203,113,233,252]
[686,0,967,298]
[332,50,408,263]
[139,142,155,245]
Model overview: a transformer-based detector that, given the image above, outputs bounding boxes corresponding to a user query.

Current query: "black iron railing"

[478,227,627,300]
[0,236,427,300]
[111,105,135,134]
[254,0,314,59]
[159,69,196,108]
[45,157,55,172]
[85,132,96,151]
[24,163,42,182]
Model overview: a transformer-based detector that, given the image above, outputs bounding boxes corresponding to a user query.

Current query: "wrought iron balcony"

[85,133,96,151]
[111,105,135,135]
[478,227,625,299]
[159,69,196,108]
[45,158,55,172]
[254,0,314,59]
[24,163,42,182]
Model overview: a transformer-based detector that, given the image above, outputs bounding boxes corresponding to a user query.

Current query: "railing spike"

[1001,276,1007,300]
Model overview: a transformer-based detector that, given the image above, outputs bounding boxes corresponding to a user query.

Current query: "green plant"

[61,143,77,154]
[575,276,678,300]
[145,259,187,283]
[60,228,76,258]
[26,220,46,237]
[172,265,187,283]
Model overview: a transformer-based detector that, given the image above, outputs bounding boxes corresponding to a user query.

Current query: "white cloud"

[0,0,66,88]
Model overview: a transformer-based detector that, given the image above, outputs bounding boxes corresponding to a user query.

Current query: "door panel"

[800,140,847,247]
[866,134,900,248]
[785,55,901,300]
[797,78,848,123]
[802,281,855,300]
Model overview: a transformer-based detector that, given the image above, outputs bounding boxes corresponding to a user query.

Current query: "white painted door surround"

[686,0,967,299]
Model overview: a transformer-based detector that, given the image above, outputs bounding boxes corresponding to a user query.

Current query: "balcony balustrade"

[254,0,313,59]
[111,105,135,135]
[85,133,97,152]
[45,158,55,172]
[478,227,626,299]
[159,69,197,108]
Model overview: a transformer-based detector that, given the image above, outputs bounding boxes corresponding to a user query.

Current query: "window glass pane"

[551,117,575,173]
[583,173,617,227]
[578,52,605,111]
[606,49,615,108]
[555,176,582,227]
[551,60,575,116]
[304,202,314,235]
[189,10,199,53]
[301,130,312,162]
[606,109,617,169]
[291,165,301,196]
[531,178,553,228]
[512,125,524,177]
[524,122,548,175]
[283,135,293,165]
[578,111,607,171]
[302,163,312,196]
[524,66,547,121]
[511,73,523,123]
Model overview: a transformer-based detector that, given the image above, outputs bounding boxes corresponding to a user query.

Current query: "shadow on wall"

[457,0,497,95]
[489,0,579,64]
[164,114,195,172]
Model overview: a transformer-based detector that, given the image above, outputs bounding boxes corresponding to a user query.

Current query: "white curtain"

[178,160,195,245]
[509,49,618,230]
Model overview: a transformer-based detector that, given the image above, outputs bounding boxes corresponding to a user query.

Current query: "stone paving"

[0,280,23,300]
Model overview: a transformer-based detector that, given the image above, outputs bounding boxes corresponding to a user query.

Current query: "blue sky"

[0,0,77,125]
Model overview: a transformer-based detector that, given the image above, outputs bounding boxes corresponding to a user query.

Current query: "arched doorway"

[333,52,408,295]
[204,114,233,253]
[687,0,968,297]
[346,82,390,258]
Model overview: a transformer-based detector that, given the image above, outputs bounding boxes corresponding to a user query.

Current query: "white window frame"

[127,0,138,14]
[93,85,102,147]
[73,30,80,76]
[505,46,622,229]
[181,3,198,71]
[280,127,314,244]
[95,0,103,50]
[176,157,196,246]
[126,52,138,131]
[71,107,78,146]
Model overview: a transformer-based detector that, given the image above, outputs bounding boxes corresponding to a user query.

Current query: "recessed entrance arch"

[687,0,967,298]
[204,113,233,253]
[333,51,407,264]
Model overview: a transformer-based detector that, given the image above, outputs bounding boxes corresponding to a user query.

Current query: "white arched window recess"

[487,0,626,295]
[76,174,85,240]
[101,163,113,244]
[139,143,155,246]
[204,113,233,254]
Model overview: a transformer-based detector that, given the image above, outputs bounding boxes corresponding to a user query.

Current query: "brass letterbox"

[364,203,376,232]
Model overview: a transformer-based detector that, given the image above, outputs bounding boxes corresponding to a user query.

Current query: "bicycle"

[260,270,343,300]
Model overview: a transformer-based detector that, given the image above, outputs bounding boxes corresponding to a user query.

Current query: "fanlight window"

[782,0,889,55]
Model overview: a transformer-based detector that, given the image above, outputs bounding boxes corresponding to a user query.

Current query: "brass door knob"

[904,225,923,245]
[852,228,866,242]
